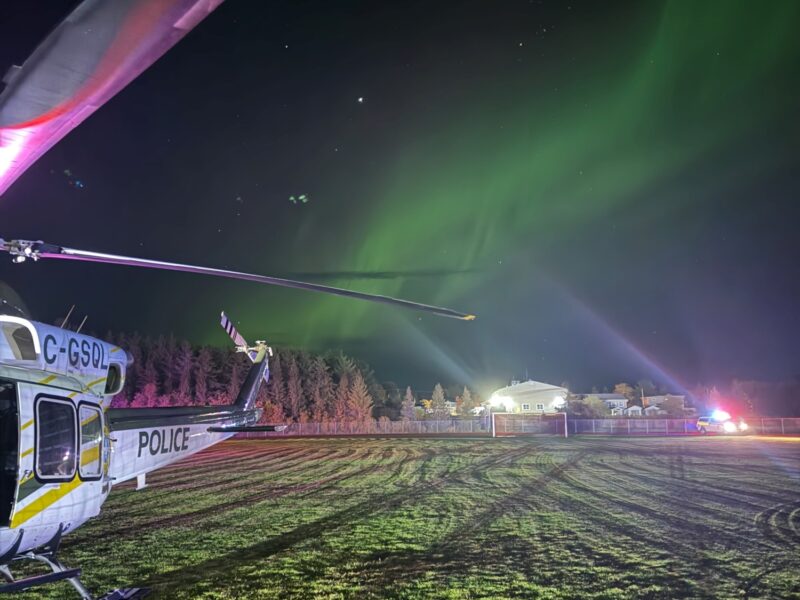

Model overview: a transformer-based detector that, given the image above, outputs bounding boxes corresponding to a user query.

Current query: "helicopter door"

[0,378,17,527]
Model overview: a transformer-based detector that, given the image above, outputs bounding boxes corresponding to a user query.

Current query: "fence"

[234,416,800,439]
[569,417,800,436]
[235,418,491,438]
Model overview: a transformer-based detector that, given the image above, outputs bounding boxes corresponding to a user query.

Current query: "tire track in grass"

[595,460,784,514]
[138,443,540,595]
[91,447,406,542]
[104,444,373,533]
[755,501,800,546]
[574,463,777,549]
[360,446,587,588]
[556,459,779,556]
[102,445,336,522]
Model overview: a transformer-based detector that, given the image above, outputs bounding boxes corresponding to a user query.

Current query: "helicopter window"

[0,379,17,527]
[79,405,102,480]
[1,323,38,361]
[35,398,77,481]
[104,364,123,395]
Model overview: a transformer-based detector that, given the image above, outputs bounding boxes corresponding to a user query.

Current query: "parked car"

[696,410,749,434]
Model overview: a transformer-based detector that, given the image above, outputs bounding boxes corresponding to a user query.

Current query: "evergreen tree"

[383,382,402,419]
[285,353,303,421]
[327,350,356,378]
[267,351,285,410]
[333,372,350,421]
[132,382,159,408]
[174,341,194,403]
[430,383,449,418]
[125,332,143,402]
[194,347,213,405]
[307,356,333,421]
[348,370,374,421]
[142,350,159,389]
[401,386,416,421]
[226,350,246,402]
[162,333,179,395]
[460,386,478,416]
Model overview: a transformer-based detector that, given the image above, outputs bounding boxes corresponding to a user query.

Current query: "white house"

[623,405,643,417]
[643,405,664,416]
[489,380,568,414]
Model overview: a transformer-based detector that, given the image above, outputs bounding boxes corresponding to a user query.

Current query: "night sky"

[1,0,798,395]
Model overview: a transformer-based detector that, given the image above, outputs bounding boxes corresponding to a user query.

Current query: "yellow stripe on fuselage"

[20,447,33,459]
[21,419,33,431]
[81,445,100,467]
[11,477,83,528]
[38,374,57,385]
[87,377,106,389]
[11,445,100,527]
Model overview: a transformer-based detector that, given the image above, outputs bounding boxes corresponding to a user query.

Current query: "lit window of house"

[522,403,530,411]
[536,404,544,411]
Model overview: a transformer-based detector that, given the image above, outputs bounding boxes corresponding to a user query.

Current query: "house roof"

[493,379,568,398]
[582,393,627,400]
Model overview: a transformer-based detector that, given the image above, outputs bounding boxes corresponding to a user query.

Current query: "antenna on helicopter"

[0,238,477,320]
[76,315,89,334]
[60,304,76,329]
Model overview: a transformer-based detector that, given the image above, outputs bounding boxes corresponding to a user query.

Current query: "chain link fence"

[569,417,800,435]
[235,417,491,438]
[234,416,800,438]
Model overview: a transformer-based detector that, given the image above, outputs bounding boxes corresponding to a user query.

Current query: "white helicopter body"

[0,312,268,598]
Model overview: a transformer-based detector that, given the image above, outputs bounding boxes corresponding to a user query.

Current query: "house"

[642,394,685,409]
[489,380,568,414]
[623,405,643,417]
[643,405,664,416]
[642,394,686,415]
[581,393,628,415]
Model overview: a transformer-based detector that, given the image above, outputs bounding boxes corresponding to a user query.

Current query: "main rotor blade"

[1,239,475,321]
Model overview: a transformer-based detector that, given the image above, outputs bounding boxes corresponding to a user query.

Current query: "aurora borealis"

[1,0,798,393]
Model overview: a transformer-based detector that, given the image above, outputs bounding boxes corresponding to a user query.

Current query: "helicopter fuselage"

[0,315,262,562]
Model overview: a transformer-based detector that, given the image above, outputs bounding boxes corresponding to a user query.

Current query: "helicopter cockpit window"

[104,364,123,395]
[79,405,102,480]
[36,398,77,481]
[1,322,38,361]
[0,379,18,527]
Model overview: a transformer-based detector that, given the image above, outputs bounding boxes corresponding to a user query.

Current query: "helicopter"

[0,243,471,599]
[0,1,474,597]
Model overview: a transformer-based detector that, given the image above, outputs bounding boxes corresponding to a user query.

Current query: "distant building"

[643,394,686,415]
[580,393,629,415]
[623,405,643,417]
[642,394,685,408]
[643,405,664,417]
[488,380,568,414]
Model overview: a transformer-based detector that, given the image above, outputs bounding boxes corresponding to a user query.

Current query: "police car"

[696,410,749,434]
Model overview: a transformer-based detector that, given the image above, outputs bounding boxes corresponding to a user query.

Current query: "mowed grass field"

[18,436,800,599]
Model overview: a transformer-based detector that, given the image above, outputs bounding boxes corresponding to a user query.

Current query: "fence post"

[627,419,631,435]
[781,418,785,435]
[646,420,649,434]
[592,419,596,434]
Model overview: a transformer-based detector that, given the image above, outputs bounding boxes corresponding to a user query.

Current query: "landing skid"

[0,526,149,599]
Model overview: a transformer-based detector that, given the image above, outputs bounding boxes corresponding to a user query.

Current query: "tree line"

[106,333,479,422]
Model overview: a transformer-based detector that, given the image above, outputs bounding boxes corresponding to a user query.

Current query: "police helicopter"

[0,0,474,597]
[0,240,472,599]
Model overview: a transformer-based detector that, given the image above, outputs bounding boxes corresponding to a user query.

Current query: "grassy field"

[16,436,800,599]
